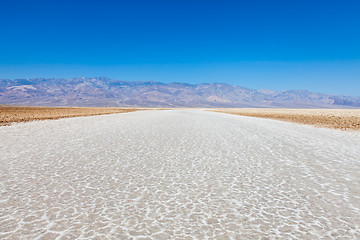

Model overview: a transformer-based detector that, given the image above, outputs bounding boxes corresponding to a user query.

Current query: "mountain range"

[1,77,359,108]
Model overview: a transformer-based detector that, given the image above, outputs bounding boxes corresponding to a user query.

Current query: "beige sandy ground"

[0,106,144,126]
[210,108,360,131]
[2,106,360,130]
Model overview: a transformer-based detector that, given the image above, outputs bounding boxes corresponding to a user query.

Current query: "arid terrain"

[0,106,142,126]
[1,110,359,239]
[211,108,360,130]
[2,106,360,131]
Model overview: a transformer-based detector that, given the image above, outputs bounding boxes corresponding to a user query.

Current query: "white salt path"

[0,110,360,239]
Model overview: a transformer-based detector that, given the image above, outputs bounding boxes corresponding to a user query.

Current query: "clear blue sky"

[1,0,359,96]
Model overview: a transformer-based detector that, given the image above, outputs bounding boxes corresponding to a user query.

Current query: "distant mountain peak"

[0,77,359,108]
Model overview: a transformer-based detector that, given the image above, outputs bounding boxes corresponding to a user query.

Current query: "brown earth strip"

[211,108,360,131]
[0,106,144,126]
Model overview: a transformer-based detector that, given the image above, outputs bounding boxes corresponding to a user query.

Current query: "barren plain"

[0,106,142,126]
[1,109,359,239]
[211,108,360,130]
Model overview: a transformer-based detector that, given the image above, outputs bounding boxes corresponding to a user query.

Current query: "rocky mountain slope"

[1,77,359,108]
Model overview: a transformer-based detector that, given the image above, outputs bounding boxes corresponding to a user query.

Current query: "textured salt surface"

[1,110,360,239]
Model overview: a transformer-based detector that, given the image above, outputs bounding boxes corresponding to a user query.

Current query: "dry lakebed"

[1,109,360,239]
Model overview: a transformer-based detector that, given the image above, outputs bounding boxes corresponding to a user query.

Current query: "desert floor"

[0,106,142,126]
[1,109,359,239]
[210,108,360,131]
[2,106,360,131]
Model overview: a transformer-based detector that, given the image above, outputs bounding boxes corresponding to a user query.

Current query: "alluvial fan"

[0,110,360,239]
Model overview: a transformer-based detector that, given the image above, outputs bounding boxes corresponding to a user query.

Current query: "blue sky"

[1,0,359,96]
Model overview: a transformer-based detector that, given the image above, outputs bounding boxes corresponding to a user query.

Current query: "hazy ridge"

[1,77,359,108]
